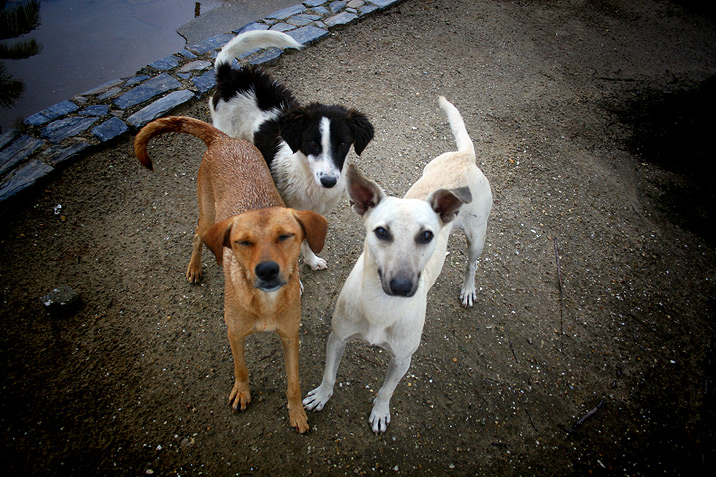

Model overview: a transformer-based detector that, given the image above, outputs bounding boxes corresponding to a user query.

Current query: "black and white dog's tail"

[214,30,303,70]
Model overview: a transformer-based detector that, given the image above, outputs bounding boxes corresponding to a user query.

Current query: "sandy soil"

[1,0,715,474]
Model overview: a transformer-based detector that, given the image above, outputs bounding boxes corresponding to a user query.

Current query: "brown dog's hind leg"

[186,229,203,282]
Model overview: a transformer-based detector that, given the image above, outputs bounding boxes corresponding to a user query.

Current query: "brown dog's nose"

[255,261,280,281]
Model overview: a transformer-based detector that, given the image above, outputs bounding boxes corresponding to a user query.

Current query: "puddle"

[0,0,226,132]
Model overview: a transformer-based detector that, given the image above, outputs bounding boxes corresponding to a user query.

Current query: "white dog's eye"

[374,226,390,240]
[417,230,433,244]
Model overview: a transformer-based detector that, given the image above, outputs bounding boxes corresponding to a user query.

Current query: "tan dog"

[135,116,327,433]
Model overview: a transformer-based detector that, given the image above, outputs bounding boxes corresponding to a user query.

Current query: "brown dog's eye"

[237,240,252,246]
[279,234,295,242]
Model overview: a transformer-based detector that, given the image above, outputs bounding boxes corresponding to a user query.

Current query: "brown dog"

[134,116,327,433]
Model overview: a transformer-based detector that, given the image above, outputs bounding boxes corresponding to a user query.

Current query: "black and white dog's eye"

[374,226,390,240]
[417,230,434,244]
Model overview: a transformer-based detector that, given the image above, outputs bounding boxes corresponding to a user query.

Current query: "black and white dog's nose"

[320,175,338,188]
[255,261,280,281]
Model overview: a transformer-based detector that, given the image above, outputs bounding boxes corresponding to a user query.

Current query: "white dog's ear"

[346,163,385,216]
[427,187,472,224]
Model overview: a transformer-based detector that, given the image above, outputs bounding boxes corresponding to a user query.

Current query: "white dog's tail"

[214,30,303,70]
[439,96,475,159]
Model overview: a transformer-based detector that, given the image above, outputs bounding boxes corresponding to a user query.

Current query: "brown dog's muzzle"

[254,260,286,292]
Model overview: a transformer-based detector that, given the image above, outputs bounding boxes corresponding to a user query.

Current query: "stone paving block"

[178,60,212,74]
[178,49,197,59]
[289,25,330,45]
[124,75,150,88]
[269,23,296,33]
[126,90,195,128]
[188,33,235,55]
[0,130,18,150]
[267,4,307,20]
[234,22,270,34]
[45,142,93,166]
[0,135,45,176]
[249,48,284,65]
[192,71,217,96]
[325,11,358,27]
[24,100,79,126]
[114,73,181,109]
[304,0,328,7]
[360,4,379,15]
[287,13,320,26]
[0,160,54,203]
[41,116,99,144]
[149,55,180,71]
[330,1,347,12]
[92,117,129,142]
[98,87,122,101]
[80,105,110,117]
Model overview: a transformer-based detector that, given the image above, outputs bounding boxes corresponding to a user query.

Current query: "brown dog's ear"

[292,210,328,254]
[427,187,472,224]
[346,163,385,216]
[203,217,234,265]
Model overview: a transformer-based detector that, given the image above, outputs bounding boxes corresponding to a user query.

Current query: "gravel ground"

[1,0,715,475]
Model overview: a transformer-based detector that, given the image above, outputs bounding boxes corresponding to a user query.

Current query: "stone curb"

[0,0,404,206]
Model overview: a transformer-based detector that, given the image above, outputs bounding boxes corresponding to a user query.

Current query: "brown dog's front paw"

[186,264,202,283]
[229,382,251,412]
[289,405,309,434]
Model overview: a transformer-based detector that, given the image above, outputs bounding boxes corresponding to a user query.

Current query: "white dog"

[303,97,492,433]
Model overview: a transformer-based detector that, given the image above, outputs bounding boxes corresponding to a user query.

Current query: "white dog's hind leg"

[369,355,412,434]
[459,219,488,307]
[303,331,346,411]
[302,240,327,270]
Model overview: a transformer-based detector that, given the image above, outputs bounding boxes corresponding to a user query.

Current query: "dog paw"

[186,266,202,283]
[306,255,328,271]
[369,405,391,434]
[289,405,310,434]
[229,382,251,412]
[460,288,476,308]
[302,386,332,411]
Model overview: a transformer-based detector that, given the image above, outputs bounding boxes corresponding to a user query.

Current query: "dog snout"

[320,175,338,188]
[255,261,280,281]
[388,276,416,297]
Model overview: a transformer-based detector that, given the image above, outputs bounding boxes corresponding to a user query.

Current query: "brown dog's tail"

[134,116,226,171]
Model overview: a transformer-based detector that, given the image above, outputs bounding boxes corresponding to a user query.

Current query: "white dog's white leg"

[459,220,488,307]
[303,331,346,411]
[301,240,327,270]
[369,355,412,434]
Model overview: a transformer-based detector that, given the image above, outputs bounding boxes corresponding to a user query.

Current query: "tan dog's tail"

[214,30,302,70]
[439,96,476,160]
[134,116,225,171]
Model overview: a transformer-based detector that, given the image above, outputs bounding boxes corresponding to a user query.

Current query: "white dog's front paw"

[460,286,476,308]
[306,255,328,271]
[369,403,391,434]
[303,385,333,411]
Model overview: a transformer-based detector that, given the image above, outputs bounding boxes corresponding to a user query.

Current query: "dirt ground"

[1,0,715,474]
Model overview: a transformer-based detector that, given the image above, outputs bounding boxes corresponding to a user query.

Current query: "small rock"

[41,285,81,315]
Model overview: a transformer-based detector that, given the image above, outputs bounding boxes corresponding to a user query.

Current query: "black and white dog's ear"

[346,163,385,216]
[346,109,375,155]
[277,107,307,154]
[427,187,472,224]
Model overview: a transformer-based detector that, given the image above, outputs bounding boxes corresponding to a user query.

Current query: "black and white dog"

[210,30,375,270]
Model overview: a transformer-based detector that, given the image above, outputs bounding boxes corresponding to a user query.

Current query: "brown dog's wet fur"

[135,116,327,433]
